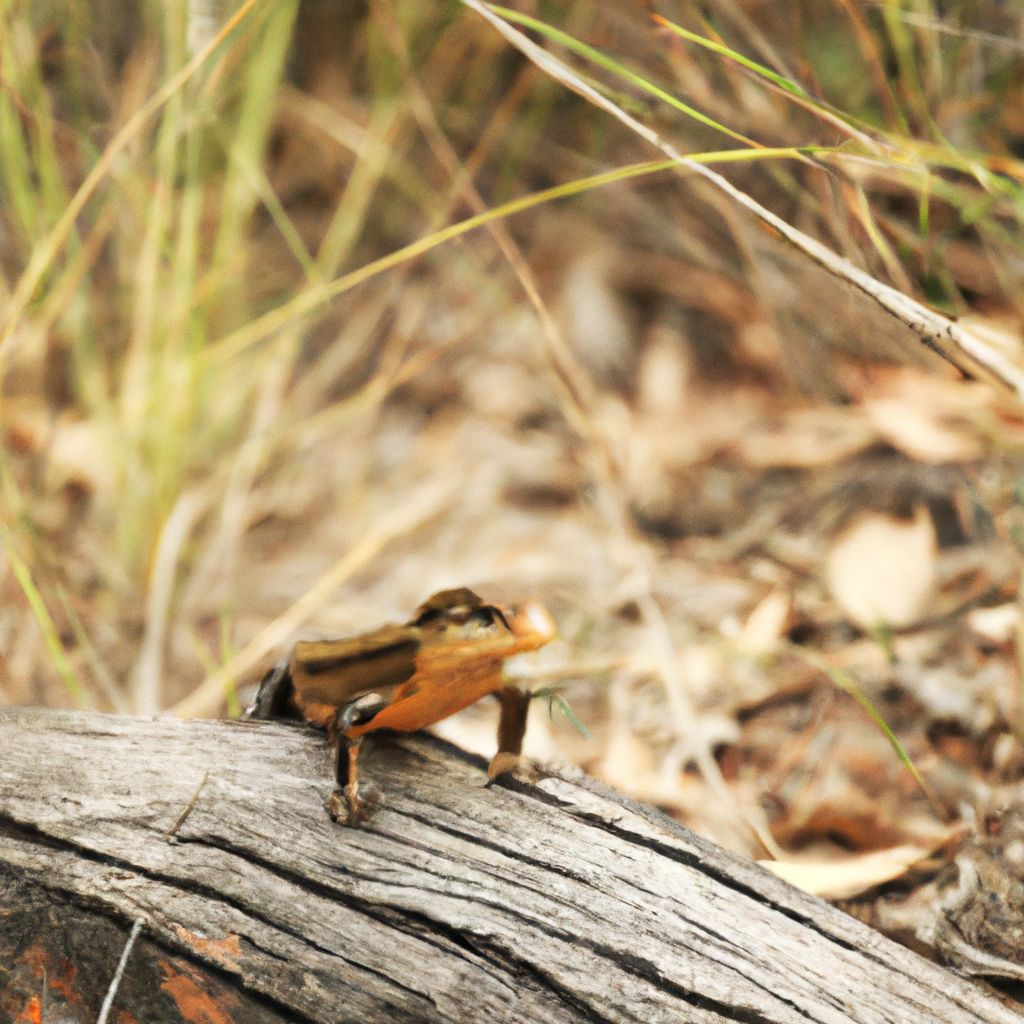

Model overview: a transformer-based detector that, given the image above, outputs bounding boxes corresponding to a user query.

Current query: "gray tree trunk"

[0,707,1017,1024]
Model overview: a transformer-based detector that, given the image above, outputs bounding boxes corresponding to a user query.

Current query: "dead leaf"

[826,505,936,629]
[760,843,939,899]
[865,398,985,463]
[853,368,993,463]
[734,406,877,468]
[967,603,1019,644]
[737,591,791,656]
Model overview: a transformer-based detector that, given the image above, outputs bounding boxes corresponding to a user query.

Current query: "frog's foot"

[486,751,520,783]
[328,782,378,825]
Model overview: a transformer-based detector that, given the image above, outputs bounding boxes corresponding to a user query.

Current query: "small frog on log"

[246,588,557,824]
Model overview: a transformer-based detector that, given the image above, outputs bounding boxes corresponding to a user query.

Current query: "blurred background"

[3,0,1024,989]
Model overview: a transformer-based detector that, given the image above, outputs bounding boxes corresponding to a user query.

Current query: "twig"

[95,917,145,1024]
[458,0,1024,404]
[163,771,210,841]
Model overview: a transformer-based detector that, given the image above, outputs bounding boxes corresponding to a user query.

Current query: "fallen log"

[0,707,1017,1024]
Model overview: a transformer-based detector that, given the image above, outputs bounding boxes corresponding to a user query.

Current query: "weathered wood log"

[0,707,1018,1024]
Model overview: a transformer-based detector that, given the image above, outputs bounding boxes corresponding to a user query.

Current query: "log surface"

[0,707,1018,1024]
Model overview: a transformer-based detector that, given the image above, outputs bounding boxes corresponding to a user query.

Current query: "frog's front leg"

[327,735,367,824]
[328,693,389,825]
[487,685,532,781]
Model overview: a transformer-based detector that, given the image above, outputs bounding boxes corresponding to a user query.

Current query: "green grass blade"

[206,147,810,365]
[786,642,944,817]
[211,0,300,280]
[0,528,90,709]
[531,684,592,739]
[551,695,591,739]
[490,1,1012,192]
[651,14,809,98]
[225,132,317,280]
[486,5,759,148]
[0,89,41,250]
[0,0,263,385]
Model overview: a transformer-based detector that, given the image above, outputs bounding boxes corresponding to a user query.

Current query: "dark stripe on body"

[299,637,419,675]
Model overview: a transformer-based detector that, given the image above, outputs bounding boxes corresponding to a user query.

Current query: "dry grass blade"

[169,478,452,718]
[204,158,682,366]
[134,488,214,716]
[459,0,1024,403]
[0,0,262,382]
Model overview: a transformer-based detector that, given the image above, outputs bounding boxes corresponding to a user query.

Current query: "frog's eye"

[415,598,478,626]
[469,605,509,631]
[414,587,484,625]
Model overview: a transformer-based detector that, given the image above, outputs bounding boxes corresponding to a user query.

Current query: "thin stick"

[163,771,210,841]
[95,917,145,1024]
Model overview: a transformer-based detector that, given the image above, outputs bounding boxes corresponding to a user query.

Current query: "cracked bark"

[0,707,1019,1024]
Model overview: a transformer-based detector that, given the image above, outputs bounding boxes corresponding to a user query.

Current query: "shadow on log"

[0,707,1018,1024]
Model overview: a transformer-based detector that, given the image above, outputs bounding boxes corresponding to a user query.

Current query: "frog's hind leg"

[245,660,300,720]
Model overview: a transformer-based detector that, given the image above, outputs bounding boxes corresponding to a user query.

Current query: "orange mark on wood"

[13,994,42,1024]
[171,927,242,972]
[47,960,80,1004]
[13,945,85,1006]
[14,944,48,978]
[159,963,236,1024]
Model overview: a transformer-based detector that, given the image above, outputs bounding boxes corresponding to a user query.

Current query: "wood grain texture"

[0,707,1018,1024]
